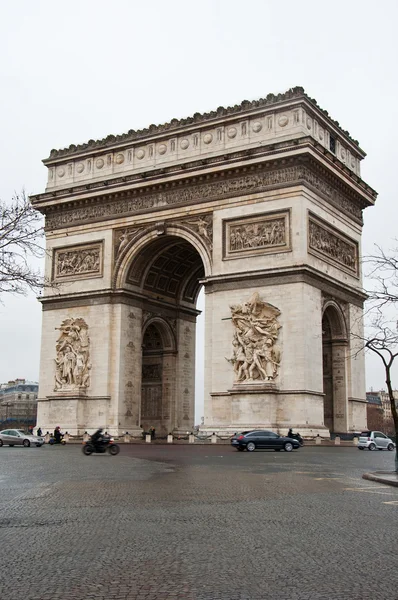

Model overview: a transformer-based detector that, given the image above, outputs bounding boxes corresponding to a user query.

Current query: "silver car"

[358,430,395,451]
[0,429,45,448]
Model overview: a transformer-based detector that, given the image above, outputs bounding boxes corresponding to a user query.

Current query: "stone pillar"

[167,434,173,444]
[175,318,196,433]
[189,434,195,444]
[332,343,348,433]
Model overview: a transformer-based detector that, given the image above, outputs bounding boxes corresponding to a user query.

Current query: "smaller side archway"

[322,301,348,433]
[141,317,177,437]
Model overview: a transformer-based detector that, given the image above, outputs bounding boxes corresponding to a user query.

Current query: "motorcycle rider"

[54,426,63,444]
[288,428,293,438]
[90,428,105,451]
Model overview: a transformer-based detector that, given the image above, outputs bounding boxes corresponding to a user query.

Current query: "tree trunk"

[385,367,398,472]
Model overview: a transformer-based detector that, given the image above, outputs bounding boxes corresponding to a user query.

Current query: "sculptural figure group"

[54,318,91,390]
[228,293,281,383]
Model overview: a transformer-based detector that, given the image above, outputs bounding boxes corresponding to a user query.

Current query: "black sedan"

[231,430,300,452]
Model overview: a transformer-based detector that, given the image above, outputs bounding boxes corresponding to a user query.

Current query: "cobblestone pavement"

[1,444,398,600]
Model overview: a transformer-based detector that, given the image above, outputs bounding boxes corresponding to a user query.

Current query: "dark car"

[231,430,300,452]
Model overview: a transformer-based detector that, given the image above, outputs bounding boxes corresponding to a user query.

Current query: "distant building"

[366,390,397,434]
[0,379,39,423]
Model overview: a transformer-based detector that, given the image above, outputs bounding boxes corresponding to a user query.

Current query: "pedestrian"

[37,427,42,437]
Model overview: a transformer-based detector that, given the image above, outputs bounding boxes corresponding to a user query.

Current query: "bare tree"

[0,191,47,296]
[362,245,398,472]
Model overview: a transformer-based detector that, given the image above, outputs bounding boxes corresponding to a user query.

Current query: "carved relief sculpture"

[114,226,144,259]
[54,318,91,391]
[227,293,281,383]
[175,214,213,253]
[224,211,289,259]
[54,243,102,281]
[308,215,358,274]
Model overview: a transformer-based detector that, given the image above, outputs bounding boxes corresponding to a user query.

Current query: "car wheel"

[368,443,376,451]
[284,442,293,452]
[9,445,14,447]
[358,447,364,450]
[23,439,30,448]
[0,440,3,447]
[246,442,256,452]
[388,443,395,451]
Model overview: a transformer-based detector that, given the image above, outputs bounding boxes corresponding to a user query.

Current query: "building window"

[329,135,336,154]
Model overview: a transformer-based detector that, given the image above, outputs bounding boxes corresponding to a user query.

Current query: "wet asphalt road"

[1,443,398,600]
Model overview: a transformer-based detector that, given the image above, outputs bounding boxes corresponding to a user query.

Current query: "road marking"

[343,487,393,495]
[382,500,398,505]
[313,477,343,480]
[343,486,387,490]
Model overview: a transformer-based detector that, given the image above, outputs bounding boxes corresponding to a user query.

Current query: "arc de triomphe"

[32,87,376,437]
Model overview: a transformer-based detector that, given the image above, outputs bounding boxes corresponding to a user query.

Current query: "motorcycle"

[82,435,120,456]
[49,434,66,445]
[289,432,304,446]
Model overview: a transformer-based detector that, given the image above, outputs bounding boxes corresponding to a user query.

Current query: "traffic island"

[362,471,398,487]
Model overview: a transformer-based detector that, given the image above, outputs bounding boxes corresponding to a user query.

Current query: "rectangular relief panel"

[223,210,290,260]
[52,241,103,282]
[308,213,358,276]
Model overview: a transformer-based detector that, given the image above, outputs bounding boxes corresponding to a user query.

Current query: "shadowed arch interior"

[322,303,348,433]
[127,236,204,304]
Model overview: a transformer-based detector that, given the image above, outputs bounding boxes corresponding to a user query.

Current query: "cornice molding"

[46,87,361,161]
[203,264,367,307]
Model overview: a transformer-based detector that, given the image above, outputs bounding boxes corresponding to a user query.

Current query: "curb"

[362,472,398,488]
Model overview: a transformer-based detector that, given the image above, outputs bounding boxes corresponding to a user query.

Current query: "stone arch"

[322,300,348,342]
[322,300,348,433]
[113,224,212,291]
[141,315,177,353]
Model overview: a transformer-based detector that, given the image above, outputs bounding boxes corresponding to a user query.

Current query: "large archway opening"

[120,233,207,436]
[322,303,348,434]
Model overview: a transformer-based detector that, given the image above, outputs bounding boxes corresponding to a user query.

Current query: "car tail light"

[238,435,244,440]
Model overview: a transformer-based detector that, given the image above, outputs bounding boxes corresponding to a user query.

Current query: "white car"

[0,429,45,447]
[357,430,395,451]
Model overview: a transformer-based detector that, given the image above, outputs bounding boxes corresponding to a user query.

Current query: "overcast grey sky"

[0,0,397,420]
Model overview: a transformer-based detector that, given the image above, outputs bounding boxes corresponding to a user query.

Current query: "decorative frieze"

[45,160,364,231]
[308,214,358,275]
[223,211,290,260]
[53,242,103,281]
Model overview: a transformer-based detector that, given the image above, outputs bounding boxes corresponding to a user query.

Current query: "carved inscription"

[308,216,358,274]
[45,163,363,230]
[54,243,102,281]
[141,386,162,419]
[224,211,289,259]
